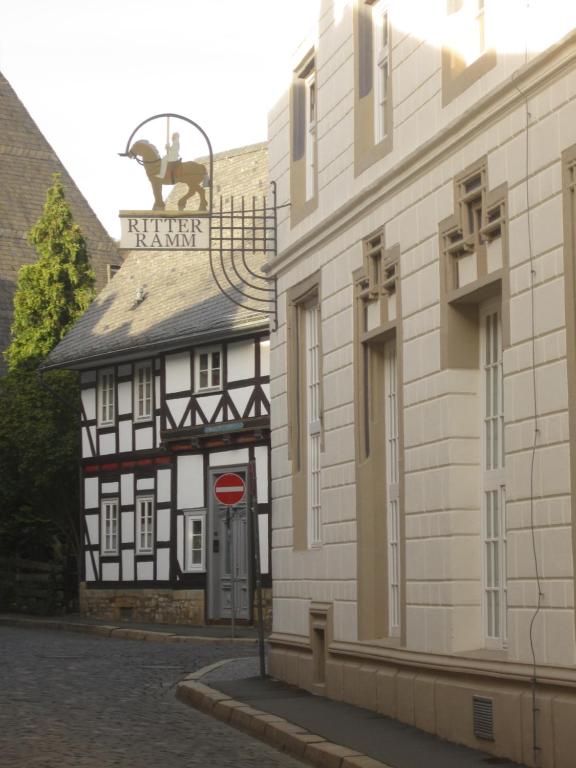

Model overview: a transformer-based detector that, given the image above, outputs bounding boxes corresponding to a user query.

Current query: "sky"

[0,0,320,239]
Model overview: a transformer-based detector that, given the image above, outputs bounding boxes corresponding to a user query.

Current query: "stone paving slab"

[177,661,530,768]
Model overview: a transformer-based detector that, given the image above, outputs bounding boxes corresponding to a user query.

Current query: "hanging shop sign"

[119,212,209,250]
[118,113,213,250]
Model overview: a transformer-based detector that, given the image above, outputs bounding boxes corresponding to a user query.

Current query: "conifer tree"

[5,173,95,371]
[0,175,96,566]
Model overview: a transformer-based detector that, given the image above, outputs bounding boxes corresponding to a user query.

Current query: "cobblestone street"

[0,627,304,768]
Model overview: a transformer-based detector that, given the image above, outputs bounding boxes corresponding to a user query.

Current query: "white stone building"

[266,2,576,765]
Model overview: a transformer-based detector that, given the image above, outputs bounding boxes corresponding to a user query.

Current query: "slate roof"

[0,71,122,373]
[44,143,269,370]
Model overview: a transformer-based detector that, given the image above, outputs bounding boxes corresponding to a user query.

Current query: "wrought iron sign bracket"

[119,113,278,331]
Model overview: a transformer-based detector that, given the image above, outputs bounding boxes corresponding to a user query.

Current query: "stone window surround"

[353,232,405,643]
[439,156,510,371]
[561,143,576,638]
[290,49,319,227]
[353,0,394,177]
[286,271,324,551]
[441,0,497,107]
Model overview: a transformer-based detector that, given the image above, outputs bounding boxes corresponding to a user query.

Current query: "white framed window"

[136,496,154,554]
[184,510,206,572]
[98,368,115,426]
[372,0,390,144]
[384,339,400,636]
[101,498,119,555]
[195,346,222,392]
[305,303,322,547]
[447,0,486,67]
[480,299,506,647]
[304,67,317,201]
[134,362,153,422]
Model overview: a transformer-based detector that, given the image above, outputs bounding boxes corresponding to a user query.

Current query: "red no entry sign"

[214,473,246,506]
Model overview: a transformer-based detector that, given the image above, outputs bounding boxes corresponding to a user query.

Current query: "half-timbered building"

[43,143,271,626]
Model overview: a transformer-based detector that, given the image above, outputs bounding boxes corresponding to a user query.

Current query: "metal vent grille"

[473,696,494,741]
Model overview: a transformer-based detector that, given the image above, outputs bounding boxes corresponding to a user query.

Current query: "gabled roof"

[44,143,269,370]
[0,71,122,372]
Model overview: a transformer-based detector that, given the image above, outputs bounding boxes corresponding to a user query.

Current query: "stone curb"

[0,616,257,645]
[175,677,393,768]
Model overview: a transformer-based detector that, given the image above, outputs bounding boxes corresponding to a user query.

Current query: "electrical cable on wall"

[513,3,544,763]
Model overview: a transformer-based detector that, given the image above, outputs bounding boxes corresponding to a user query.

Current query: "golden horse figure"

[128,140,208,212]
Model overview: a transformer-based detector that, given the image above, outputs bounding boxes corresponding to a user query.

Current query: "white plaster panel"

[157,508,171,541]
[227,340,255,381]
[229,387,252,418]
[121,473,134,506]
[121,511,134,543]
[258,514,269,574]
[101,482,119,495]
[168,397,189,428]
[85,552,97,582]
[261,382,270,404]
[122,550,134,581]
[84,477,99,509]
[137,477,155,491]
[85,515,98,545]
[101,562,119,582]
[81,371,96,385]
[155,375,161,406]
[177,515,184,570]
[157,469,171,503]
[197,394,220,422]
[156,548,170,581]
[99,432,116,455]
[137,561,154,581]
[156,416,162,447]
[255,445,269,503]
[165,352,191,393]
[156,469,172,504]
[135,427,153,451]
[177,455,204,509]
[209,449,249,467]
[81,388,96,421]
[82,426,96,458]
[117,381,132,415]
[260,339,270,376]
[118,420,133,453]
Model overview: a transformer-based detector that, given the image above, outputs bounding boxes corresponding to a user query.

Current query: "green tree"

[5,173,94,372]
[0,174,95,563]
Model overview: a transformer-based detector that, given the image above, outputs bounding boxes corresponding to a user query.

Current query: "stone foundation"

[269,637,576,768]
[80,584,273,628]
[79,584,205,625]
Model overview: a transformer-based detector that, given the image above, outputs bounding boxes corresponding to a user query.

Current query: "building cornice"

[265,29,576,278]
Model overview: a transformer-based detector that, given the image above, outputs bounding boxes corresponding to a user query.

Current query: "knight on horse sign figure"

[120,113,212,213]
[156,132,181,181]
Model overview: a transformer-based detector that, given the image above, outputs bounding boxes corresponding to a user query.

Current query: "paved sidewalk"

[178,657,529,768]
[0,613,259,643]
[0,615,528,767]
